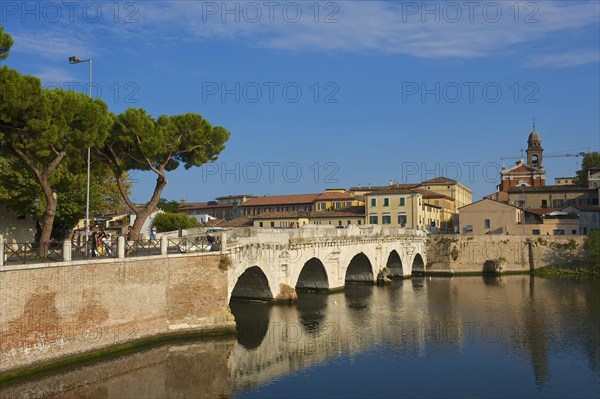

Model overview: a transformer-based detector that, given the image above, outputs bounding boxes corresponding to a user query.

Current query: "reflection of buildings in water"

[0,340,235,399]
[2,277,598,398]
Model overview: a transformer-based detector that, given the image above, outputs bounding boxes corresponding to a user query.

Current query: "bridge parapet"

[224,225,428,250]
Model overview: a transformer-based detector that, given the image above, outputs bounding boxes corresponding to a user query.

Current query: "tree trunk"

[38,189,57,257]
[129,175,167,238]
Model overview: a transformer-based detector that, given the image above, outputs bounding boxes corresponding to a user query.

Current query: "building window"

[553,230,565,235]
[552,199,565,208]
[369,214,378,224]
[358,220,362,225]
[399,197,405,206]
[532,229,540,235]
[347,220,351,225]
[398,213,407,226]
[270,222,275,228]
[259,222,263,227]
[541,200,547,208]
[382,214,391,224]
[335,202,340,209]
[383,198,389,207]
[484,219,491,229]
[371,198,376,207]
[338,220,343,226]
[571,230,577,235]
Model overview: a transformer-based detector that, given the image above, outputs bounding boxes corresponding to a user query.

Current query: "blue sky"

[2,1,599,202]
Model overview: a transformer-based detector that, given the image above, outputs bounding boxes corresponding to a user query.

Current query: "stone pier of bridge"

[225,225,428,302]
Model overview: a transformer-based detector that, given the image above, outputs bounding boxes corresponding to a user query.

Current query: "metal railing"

[126,239,161,257]
[1,234,224,266]
[2,241,63,265]
[71,236,119,260]
[167,235,215,254]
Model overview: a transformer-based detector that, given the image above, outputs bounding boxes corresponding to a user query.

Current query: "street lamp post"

[68,56,93,256]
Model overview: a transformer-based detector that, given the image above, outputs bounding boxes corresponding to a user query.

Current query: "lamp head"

[69,56,82,64]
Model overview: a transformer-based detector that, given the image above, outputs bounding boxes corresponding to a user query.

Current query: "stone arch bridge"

[224,226,428,302]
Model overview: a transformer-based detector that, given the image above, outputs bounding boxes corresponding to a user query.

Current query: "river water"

[1,275,599,398]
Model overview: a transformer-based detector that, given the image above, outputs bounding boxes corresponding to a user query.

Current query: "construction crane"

[500,151,586,160]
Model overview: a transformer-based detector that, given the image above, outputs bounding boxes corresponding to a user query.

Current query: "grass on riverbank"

[535,265,600,278]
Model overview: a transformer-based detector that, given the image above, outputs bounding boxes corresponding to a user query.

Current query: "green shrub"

[152,212,199,232]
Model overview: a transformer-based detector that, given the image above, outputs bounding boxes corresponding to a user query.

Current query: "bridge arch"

[230,266,273,301]
[386,250,403,277]
[411,253,426,275]
[345,253,374,283]
[295,257,329,291]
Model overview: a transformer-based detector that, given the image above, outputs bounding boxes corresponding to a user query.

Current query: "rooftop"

[507,185,592,193]
[239,193,321,207]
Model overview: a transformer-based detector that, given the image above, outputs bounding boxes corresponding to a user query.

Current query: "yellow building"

[421,177,473,213]
[365,188,424,229]
[350,177,471,231]
[412,188,455,232]
[554,177,576,186]
[314,189,364,211]
[423,203,442,233]
[252,210,364,228]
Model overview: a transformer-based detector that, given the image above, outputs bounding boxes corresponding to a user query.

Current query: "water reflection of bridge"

[1,276,597,398]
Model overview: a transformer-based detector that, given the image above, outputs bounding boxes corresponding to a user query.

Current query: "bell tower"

[526,120,543,169]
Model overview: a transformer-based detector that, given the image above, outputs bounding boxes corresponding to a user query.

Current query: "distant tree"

[0,151,131,240]
[158,198,181,213]
[574,152,600,185]
[0,26,14,61]
[0,67,112,245]
[152,212,199,232]
[100,109,230,237]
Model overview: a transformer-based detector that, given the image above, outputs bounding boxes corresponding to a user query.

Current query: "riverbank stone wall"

[0,254,235,376]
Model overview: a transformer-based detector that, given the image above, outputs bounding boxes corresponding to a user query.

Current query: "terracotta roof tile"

[220,216,254,227]
[239,194,320,207]
[422,177,458,184]
[203,219,226,227]
[366,187,419,195]
[214,195,256,200]
[316,191,358,201]
[349,184,418,192]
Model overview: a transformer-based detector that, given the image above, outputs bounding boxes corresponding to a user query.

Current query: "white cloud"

[33,67,77,84]
[137,1,599,63]
[525,49,600,68]
[11,31,95,61]
[7,1,600,66]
